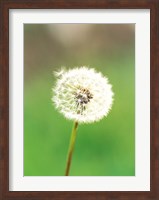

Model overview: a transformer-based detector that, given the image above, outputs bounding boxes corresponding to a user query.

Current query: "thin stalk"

[65,121,78,176]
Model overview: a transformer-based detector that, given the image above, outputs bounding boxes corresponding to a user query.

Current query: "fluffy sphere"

[52,67,114,123]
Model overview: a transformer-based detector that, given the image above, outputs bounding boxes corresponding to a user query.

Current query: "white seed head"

[52,67,114,123]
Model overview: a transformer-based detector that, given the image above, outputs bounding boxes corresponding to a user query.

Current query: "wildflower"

[52,67,114,123]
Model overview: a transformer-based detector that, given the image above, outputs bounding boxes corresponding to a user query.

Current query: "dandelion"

[52,67,114,175]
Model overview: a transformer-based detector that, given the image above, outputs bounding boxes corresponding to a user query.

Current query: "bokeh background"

[24,24,135,176]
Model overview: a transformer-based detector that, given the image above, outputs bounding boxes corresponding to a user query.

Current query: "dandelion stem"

[65,121,78,176]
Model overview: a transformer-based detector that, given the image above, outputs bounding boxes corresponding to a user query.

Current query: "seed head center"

[75,88,93,114]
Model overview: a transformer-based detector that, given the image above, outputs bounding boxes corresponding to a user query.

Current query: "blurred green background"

[24,24,135,176]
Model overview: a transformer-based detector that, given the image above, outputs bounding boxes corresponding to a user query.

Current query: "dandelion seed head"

[52,67,114,123]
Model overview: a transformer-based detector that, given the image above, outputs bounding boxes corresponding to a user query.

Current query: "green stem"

[65,121,78,176]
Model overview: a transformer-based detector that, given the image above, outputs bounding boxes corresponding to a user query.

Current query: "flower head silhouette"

[52,67,114,123]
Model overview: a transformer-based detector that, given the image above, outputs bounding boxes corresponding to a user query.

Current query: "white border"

[9,9,150,191]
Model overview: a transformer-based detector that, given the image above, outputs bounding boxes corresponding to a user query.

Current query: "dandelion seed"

[52,67,114,123]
